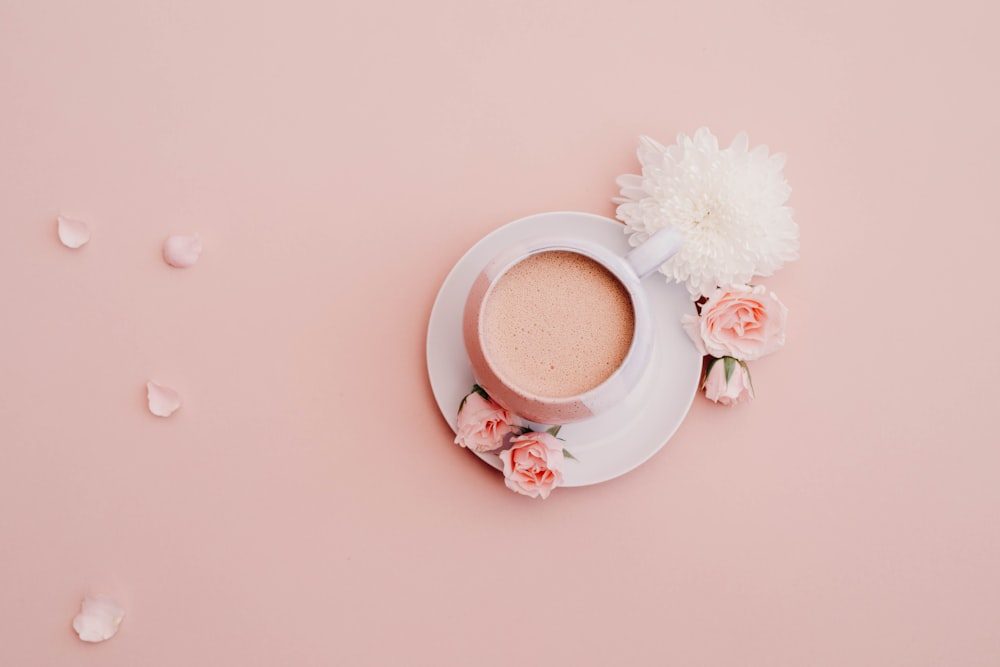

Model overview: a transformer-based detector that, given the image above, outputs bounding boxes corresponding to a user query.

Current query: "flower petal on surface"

[146,381,181,417]
[57,216,90,249]
[163,234,202,268]
[72,594,125,643]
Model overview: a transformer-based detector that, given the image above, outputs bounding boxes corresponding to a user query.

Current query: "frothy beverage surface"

[482,251,635,398]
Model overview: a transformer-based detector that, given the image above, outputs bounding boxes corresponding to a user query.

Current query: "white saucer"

[426,211,701,487]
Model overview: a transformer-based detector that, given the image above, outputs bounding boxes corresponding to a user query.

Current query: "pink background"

[1,0,998,664]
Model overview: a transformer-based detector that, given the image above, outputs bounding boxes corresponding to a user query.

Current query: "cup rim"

[476,239,649,408]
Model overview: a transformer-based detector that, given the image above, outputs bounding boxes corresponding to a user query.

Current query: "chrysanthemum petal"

[729,132,749,153]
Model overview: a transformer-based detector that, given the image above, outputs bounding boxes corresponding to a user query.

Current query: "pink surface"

[1,0,998,664]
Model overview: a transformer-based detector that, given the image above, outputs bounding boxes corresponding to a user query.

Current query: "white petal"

[163,234,202,268]
[73,594,125,643]
[729,131,750,153]
[693,127,719,151]
[147,381,181,417]
[57,216,90,249]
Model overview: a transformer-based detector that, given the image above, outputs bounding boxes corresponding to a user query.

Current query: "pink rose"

[702,357,754,406]
[499,432,565,499]
[682,285,787,361]
[454,391,520,453]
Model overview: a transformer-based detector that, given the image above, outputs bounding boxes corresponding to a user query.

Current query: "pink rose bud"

[454,389,520,453]
[702,357,754,406]
[682,285,788,361]
[499,432,565,499]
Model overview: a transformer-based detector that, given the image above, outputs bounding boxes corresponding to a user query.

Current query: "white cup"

[462,228,682,424]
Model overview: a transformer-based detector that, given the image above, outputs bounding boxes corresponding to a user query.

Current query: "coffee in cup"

[481,250,635,399]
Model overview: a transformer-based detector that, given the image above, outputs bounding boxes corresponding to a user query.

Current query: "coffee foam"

[482,251,635,399]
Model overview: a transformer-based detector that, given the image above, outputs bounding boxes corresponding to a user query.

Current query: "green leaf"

[704,356,720,380]
[546,424,562,438]
[723,357,736,383]
[562,448,578,461]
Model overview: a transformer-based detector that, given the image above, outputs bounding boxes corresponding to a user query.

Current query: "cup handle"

[624,228,682,279]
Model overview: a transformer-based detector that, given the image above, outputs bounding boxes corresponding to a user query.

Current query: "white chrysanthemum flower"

[614,128,799,298]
